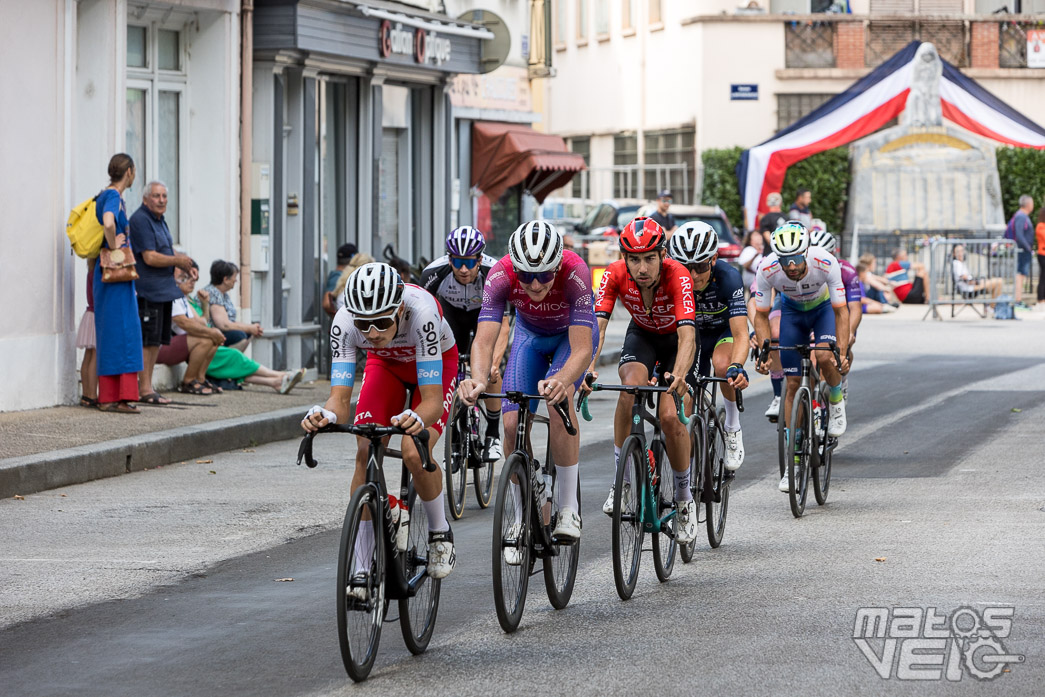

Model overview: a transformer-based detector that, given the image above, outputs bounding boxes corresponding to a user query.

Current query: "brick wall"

[835,21,865,70]
[971,22,999,69]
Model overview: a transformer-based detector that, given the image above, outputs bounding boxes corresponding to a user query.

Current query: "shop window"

[595,0,610,37]
[577,0,588,43]
[126,23,186,242]
[643,127,694,204]
[613,132,638,199]
[555,0,568,47]
[570,137,590,198]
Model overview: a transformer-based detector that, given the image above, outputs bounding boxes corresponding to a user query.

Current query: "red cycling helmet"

[619,217,665,254]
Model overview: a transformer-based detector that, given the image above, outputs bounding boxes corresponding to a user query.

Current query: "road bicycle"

[444,349,495,519]
[578,377,689,600]
[297,424,439,682]
[678,375,744,562]
[759,340,840,518]
[482,391,578,633]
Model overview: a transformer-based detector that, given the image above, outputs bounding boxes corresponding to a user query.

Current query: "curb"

[0,406,307,499]
[2,350,625,499]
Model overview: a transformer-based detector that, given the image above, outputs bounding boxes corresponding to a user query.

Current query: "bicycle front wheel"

[680,417,703,564]
[705,413,730,548]
[612,436,645,600]
[813,382,833,506]
[444,396,470,520]
[336,485,386,682]
[777,395,788,478]
[399,483,441,655]
[788,389,812,518]
[492,453,531,633]
[651,438,676,582]
[543,463,580,610]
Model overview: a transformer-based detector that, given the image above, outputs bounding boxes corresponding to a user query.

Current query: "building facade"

[542,0,1045,212]
[0,0,241,412]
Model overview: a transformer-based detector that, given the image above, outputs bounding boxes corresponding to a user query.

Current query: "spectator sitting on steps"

[158,266,225,395]
[885,248,929,305]
[200,260,261,351]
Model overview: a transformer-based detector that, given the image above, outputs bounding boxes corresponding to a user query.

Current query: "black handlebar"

[690,374,745,413]
[480,392,577,436]
[296,424,435,471]
[759,339,841,368]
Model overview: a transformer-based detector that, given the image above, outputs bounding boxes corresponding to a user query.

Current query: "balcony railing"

[866,19,968,66]
[785,21,836,69]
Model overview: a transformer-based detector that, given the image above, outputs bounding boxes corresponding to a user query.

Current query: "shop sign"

[1028,29,1045,69]
[449,65,532,111]
[379,19,452,66]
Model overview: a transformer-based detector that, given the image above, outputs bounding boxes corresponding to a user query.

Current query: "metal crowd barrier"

[923,238,1018,320]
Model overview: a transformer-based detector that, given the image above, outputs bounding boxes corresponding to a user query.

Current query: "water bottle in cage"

[812,400,823,435]
[647,449,658,486]
[389,495,410,552]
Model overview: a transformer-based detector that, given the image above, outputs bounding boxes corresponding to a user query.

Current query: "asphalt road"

[2,350,1044,696]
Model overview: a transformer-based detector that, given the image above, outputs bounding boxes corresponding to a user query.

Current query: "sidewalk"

[0,316,631,499]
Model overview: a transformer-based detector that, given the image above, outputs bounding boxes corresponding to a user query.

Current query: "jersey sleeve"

[842,264,862,303]
[754,264,773,311]
[564,256,596,331]
[419,263,441,296]
[477,258,510,324]
[716,263,748,320]
[826,258,847,307]
[667,265,696,327]
[410,291,445,387]
[593,262,621,319]
[330,307,359,388]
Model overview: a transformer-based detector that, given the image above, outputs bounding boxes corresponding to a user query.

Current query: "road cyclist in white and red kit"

[582,216,702,544]
[458,220,597,547]
[752,222,850,492]
[302,262,459,583]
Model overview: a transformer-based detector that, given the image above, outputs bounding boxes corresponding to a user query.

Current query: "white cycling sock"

[674,468,692,502]
[556,464,579,512]
[724,398,741,432]
[423,492,450,533]
[353,520,374,574]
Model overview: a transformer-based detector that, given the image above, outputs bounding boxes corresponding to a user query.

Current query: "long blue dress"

[93,189,144,377]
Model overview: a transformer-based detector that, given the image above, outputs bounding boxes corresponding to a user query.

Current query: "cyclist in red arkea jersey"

[582,217,701,545]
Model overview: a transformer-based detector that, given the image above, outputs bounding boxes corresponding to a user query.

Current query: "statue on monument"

[901,42,943,128]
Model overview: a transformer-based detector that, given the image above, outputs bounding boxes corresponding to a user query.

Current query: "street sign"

[731,84,758,101]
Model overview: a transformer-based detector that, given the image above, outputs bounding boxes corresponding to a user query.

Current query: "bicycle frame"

[297,425,436,598]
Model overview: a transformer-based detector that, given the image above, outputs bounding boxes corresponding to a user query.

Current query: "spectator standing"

[649,189,677,233]
[129,181,197,404]
[788,188,813,227]
[737,230,764,288]
[1011,195,1035,306]
[76,258,99,408]
[322,243,358,317]
[758,192,786,238]
[200,260,261,351]
[1036,207,1045,307]
[94,154,143,414]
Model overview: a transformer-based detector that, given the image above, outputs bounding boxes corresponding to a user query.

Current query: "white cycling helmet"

[668,221,718,264]
[770,221,810,257]
[343,262,404,316]
[809,227,837,253]
[508,220,563,273]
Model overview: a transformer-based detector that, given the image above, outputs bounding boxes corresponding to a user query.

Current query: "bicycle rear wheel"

[398,483,441,655]
[444,397,470,520]
[543,463,580,609]
[651,438,676,582]
[612,436,645,600]
[705,414,730,548]
[680,417,703,564]
[336,486,386,682]
[788,389,812,518]
[492,453,531,633]
[813,383,833,506]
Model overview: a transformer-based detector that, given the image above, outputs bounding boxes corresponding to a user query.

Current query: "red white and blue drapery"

[736,41,1045,231]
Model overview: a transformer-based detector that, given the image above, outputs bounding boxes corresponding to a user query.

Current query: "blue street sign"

[731,84,758,101]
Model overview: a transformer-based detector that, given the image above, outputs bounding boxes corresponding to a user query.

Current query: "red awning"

[471,121,586,204]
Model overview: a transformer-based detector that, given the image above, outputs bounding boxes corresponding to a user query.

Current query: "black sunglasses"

[686,261,712,274]
[354,315,397,333]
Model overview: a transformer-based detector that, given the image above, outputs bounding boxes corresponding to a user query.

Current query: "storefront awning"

[471,122,586,204]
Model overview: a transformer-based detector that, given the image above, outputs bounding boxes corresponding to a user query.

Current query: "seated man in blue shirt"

[129,181,197,404]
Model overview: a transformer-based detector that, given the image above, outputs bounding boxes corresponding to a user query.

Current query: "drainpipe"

[239,0,254,309]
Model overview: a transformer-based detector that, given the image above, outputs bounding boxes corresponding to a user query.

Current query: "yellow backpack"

[66,193,105,258]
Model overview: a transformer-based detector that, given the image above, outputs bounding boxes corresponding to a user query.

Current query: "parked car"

[534,197,592,235]
[572,198,646,237]
[636,203,742,260]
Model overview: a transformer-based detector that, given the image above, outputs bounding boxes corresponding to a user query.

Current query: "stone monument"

[846,43,1006,233]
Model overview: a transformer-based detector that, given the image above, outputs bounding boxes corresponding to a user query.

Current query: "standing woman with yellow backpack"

[93,154,144,413]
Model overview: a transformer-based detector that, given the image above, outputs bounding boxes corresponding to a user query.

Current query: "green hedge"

[701,144,1045,233]
[995,146,1045,220]
[701,147,850,233]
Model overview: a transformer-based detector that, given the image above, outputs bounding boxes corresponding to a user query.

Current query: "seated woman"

[856,260,896,314]
[162,264,306,394]
[200,260,262,351]
[951,245,1003,299]
[857,253,900,306]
